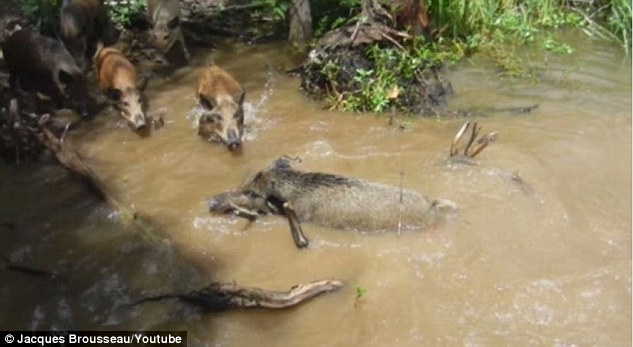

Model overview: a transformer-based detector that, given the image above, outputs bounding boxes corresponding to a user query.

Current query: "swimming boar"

[2,30,88,115]
[208,157,458,248]
[60,0,116,70]
[93,44,148,130]
[147,0,189,65]
[196,65,245,151]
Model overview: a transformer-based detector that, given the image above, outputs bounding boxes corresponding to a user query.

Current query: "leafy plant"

[21,0,61,34]
[251,0,290,23]
[312,0,361,37]
[323,37,459,113]
[355,286,367,304]
[103,0,146,27]
[541,35,573,54]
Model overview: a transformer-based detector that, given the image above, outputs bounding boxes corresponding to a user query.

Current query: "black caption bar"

[2,331,187,346]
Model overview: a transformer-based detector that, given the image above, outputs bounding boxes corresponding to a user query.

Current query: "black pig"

[2,30,89,116]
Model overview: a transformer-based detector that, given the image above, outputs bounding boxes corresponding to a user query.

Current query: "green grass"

[580,0,632,54]
[427,0,631,56]
[104,0,146,27]
[21,0,61,34]
[424,0,588,75]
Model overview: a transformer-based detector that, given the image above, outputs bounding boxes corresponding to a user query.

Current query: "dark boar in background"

[60,0,117,70]
[2,30,88,116]
[147,0,189,66]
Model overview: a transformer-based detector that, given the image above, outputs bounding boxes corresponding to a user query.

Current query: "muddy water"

[1,34,631,346]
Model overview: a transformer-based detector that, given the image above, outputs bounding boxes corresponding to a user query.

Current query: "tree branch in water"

[135,279,344,311]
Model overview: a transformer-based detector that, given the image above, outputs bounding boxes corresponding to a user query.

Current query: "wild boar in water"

[196,64,245,151]
[208,157,458,248]
[60,0,116,70]
[93,44,148,130]
[147,0,190,66]
[2,30,88,116]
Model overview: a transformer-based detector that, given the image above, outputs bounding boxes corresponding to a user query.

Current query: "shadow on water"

[0,158,212,332]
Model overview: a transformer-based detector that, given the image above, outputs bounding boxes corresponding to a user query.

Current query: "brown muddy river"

[1,33,631,346]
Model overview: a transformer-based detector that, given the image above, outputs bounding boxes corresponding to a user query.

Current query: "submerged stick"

[5,262,62,280]
[2,255,61,280]
[134,279,344,311]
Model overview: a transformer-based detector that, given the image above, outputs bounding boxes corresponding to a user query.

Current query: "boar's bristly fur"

[208,158,458,247]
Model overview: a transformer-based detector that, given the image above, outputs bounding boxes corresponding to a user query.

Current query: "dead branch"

[449,121,498,160]
[135,279,344,311]
[3,257,62,280]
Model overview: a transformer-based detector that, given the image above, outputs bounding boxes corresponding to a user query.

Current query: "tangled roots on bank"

[300,23,453,116]
[0,102,44,163]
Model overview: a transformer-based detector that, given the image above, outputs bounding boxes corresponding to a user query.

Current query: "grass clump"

[427,0,631,64]
[425,0,586,76]
[577,0,632,54]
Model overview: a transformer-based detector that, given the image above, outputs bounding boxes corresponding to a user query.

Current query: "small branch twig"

[449,121,498,159]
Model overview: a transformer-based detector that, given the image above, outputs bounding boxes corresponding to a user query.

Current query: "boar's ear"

[269,157,295,170]
[167,16,180,29]
[199,95,216,109]
[94,41,104,60]
[58,69,74,85]
[137,75,150,91]
[104,88,122,100]
[237,91,245,105]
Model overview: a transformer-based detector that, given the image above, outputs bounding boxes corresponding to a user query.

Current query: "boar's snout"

[226,129,241,151]
[131,114,147,130]
[207,196,228,212]
[431,199,459,222]
[76,99,90,118]
[208,192,265,220]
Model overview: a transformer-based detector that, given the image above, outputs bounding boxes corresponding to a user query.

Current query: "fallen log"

[134,279,344,311]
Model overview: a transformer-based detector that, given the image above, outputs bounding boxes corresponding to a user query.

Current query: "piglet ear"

[167,16,180,29]
[237,91,245,104]
[199,95,216,109]
[137,75,149,91]
[94,41,104,60]
[104,88,122,100]
[58,69,75,85]
[269,156,299,170]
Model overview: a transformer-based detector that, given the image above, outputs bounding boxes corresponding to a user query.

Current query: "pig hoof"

[296,238,309,249]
